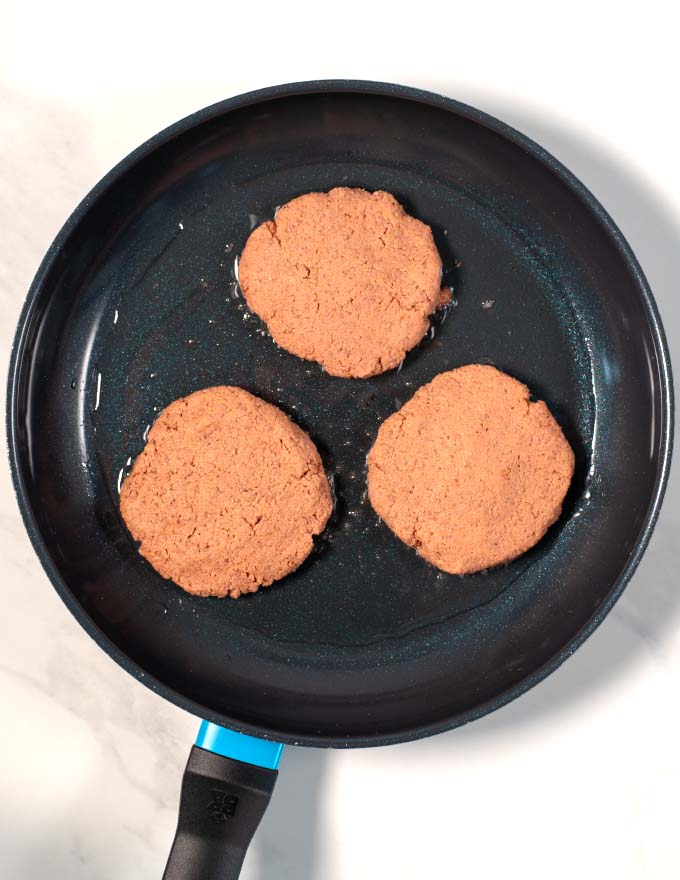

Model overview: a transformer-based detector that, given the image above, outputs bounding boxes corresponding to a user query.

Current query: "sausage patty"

[367,364,575,574]
[120,386,332,597]
[239,187,445,378]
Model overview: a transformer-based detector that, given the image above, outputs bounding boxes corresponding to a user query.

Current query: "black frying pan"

[7,81,673,878]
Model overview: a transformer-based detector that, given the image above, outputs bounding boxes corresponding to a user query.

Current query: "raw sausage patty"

[367,364,575,574]
[120,386,332,597]
[239,187,445,378]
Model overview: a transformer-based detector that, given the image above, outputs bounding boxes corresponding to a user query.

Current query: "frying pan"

[7,81,673,878]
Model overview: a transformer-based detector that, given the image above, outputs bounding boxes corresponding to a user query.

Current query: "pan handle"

[163,723,283,880]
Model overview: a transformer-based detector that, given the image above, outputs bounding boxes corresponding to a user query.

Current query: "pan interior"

[12,88,668,743]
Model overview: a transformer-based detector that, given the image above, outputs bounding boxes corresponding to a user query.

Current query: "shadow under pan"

[7,82,672,746]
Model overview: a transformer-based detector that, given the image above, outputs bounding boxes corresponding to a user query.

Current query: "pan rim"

[6,79,674,748]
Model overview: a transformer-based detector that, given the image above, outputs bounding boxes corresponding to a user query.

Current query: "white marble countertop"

[2,7,679,878]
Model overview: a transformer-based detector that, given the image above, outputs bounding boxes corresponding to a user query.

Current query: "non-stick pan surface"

[7,81,673,747]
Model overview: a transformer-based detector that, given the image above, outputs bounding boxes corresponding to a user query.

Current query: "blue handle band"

[196,721,284,770]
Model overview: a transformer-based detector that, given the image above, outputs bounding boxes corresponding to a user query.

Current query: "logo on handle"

[208,789,239,822]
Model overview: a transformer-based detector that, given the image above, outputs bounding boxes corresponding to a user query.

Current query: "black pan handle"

[163,745,277,879]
